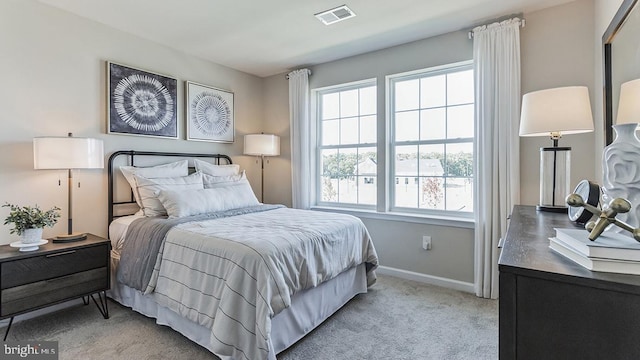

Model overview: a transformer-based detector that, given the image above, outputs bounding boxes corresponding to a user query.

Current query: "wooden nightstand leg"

[91,291,109,319]
[3,317,14,341]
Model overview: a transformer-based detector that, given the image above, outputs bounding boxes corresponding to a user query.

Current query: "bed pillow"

[203,170,247,189]
[120,160,189,209]
[158,181,260,218]
[133,171,204,217]
[193,158,240,176]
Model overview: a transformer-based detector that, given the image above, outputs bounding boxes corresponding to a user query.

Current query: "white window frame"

[313,78,378,210]
[309,61,476,227]
[387,60,474,219]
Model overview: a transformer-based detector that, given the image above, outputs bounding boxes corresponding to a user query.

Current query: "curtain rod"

[468,18,525,39]
[285,68,312,80]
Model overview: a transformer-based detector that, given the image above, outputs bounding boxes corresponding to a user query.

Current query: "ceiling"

[39,0,575,78]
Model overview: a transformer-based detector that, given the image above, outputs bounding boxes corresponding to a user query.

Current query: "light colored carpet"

[5,275,497,360]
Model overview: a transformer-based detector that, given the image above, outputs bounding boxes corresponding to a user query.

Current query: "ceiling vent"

[315,5,356,25]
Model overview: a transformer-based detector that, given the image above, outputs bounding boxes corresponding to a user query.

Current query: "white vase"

[21,228,43,244]
[602,123,640,230]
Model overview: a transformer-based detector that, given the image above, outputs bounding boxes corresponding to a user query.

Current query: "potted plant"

[3,203,60,244]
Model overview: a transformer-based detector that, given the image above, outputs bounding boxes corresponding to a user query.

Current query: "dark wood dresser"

[499,205,640,360]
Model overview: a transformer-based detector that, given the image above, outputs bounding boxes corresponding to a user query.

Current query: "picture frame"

[107,61,178,139]
[186,81,234,143]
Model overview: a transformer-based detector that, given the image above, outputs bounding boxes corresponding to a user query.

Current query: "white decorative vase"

[602,123,640,230]
[21,228,43,244]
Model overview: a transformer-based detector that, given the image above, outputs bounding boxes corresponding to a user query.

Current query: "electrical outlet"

[422,235,432,250]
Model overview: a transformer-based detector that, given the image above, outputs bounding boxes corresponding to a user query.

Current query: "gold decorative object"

[566,193,640,242]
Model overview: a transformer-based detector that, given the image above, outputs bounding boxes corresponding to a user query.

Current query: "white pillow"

[158,181,260,218]
[203,170,247,188]
[133,171,204,217]
[194,158,240,176]
[120,160,189,209]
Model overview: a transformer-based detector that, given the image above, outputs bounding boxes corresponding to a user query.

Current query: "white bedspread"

[144,207,378,360]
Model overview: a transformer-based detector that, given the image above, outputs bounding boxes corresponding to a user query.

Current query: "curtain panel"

[472,18,522,299]
[288,69,311,209]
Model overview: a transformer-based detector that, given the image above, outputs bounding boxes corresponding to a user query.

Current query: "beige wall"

[0,0,264,244]
[0,0,614,284]
[263,0,599,283]
[264,30,477,283]
[519,0,596,206]
[261,75,292,206]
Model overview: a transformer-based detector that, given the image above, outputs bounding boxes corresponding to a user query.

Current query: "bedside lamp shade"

[244,134,280,156]
[244,134,280,203]
[33,134,104,242]
[33,137,104,169]
[616,78,640,124]
[519,86,594,212]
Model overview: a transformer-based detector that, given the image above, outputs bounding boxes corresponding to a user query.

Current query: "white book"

[554,227,640,261]
[549,237,640,275]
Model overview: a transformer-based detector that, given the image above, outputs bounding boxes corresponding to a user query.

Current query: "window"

[390,63,474,213]
[316,80,377,206]
[311,61,474,219]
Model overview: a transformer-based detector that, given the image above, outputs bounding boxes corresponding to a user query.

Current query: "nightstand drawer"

[0,244,108,289]
[0,267,107,317]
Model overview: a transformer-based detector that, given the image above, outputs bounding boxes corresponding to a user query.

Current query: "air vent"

[315,5,356,25]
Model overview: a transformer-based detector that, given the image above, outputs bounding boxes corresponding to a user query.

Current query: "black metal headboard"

[107,150,233,226]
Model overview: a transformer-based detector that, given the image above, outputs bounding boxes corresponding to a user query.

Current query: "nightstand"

[0,233,110,340]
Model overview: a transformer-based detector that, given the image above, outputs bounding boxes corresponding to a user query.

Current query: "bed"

[106,150,379,360]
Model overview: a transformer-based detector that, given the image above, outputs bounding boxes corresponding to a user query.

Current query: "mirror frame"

[603,0,639,145]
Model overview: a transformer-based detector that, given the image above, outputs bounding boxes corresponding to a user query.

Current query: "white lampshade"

[616,78,640,124]
[519,86,594,137]
[33,136,104,169]
[244,134,280,156]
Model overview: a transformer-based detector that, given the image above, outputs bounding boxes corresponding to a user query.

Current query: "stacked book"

[550,228,640,275]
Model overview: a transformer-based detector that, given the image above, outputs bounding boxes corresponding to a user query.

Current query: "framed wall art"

[186,81,234,143]
[107,62,178,139]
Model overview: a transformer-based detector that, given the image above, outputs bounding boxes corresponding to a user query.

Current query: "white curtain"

[473,18,522,299]
[288,69,311,209]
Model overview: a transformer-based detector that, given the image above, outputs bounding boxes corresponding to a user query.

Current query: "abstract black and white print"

[108,62,178,138]
[186,81,234,143]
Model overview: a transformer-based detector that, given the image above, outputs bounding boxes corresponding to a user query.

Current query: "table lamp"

[519,86,594,212]
[244,134,280,202]
[33,133,104,241]
[617,78,640,124]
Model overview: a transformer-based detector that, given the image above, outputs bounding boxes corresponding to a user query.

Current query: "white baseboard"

[0,298,85,328]
[376,265,475,294]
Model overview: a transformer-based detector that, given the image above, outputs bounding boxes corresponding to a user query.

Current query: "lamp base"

[52,232,87,243]
[536,205,568,213]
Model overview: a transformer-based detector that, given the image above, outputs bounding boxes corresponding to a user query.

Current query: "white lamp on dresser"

[519,86,594,212]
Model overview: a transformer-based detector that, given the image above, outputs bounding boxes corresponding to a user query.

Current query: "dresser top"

[499,205,640,291]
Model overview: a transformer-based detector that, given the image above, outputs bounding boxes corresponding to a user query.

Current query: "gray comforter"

[117,206,378,360]
[117,204,283,291]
